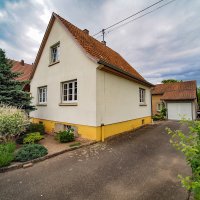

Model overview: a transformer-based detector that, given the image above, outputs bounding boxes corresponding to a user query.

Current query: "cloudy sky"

[0,0,199,85]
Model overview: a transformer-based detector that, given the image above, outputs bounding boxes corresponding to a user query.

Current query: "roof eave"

[97,60,154,87]
[161,98,196,101]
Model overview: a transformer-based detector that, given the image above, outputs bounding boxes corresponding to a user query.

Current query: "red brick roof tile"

[11,60,34,81]
[152,81,197,100]
[54,13,146,82]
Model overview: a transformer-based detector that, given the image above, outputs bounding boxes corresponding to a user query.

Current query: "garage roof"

[151,81,197,100]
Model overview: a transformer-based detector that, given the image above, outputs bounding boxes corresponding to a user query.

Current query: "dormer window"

[50,42,60,64]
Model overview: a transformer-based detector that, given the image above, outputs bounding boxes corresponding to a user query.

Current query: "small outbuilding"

[151,81,198,120]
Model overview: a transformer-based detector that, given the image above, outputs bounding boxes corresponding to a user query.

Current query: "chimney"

[83,29,89,35]
[101,41,106,46]
[20,59,24,66]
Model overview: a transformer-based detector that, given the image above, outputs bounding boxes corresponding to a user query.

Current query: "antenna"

[102,29,105,42]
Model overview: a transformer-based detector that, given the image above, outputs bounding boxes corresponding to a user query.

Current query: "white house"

[30,12,153,141]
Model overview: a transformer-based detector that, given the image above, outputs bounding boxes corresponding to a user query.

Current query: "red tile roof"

[11,60,34,81]
[33,13,152,86]
[55,14,146,81]
[152,81,197,100]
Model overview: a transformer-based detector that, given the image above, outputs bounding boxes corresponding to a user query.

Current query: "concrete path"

[0,121,190,200]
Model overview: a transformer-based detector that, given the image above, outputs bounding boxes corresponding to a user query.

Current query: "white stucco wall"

[30,19,98,126]
[96,70,151,126]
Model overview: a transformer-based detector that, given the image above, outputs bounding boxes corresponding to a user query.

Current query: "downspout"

[101,123,105,142]
[101,71,106,142]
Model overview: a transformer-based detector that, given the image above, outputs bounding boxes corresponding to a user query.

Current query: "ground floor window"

[38,86,47,104]
[61,80,77,102]
[139,88,145,104]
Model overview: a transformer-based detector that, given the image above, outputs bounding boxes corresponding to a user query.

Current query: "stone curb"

[0,141,97,173]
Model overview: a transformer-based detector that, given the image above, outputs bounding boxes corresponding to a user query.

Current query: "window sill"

[37,104,47,106]
[49,61,60,67]
[139,103,147,106]
[59,102,78,106]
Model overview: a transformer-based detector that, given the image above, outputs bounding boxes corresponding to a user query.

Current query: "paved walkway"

[0,121,190,200]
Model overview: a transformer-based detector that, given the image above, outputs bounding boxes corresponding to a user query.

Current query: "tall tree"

[161,79,182,84]
[0,48,35,112]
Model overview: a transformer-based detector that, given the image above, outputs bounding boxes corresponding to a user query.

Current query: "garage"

[167,102,192,120]
[152,81,197,121]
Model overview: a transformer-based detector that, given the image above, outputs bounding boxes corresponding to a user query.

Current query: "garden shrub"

[15,144,48,162]
[0,142,16,167]
[55,129,75,143]
[0,104,29,141]
[23,132,44,144]
[26,123,45,135]
[16,133,28,144]
[167,120,200,199]
[152,107,167,121]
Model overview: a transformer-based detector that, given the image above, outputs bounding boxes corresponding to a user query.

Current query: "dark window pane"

[69,83,73,89]
[74,94,77,100]
[64,95,67,101]
[69,95,72,100]
[69,88,72,95]
[64,84,68,89]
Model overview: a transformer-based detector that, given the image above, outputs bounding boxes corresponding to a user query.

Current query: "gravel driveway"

[0,121,191,200]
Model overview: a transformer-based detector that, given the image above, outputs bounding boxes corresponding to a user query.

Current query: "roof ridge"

[155,80,196,86]
[53,12,147,82]
[54,13,127,57]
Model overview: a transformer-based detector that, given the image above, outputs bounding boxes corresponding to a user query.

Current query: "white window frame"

[157,103,163,112]
[38,86,47,104]
[139,88,146,104]
[61,80,77,103]
[50,42,60,64]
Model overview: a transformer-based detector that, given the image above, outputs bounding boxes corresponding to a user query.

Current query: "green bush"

[152,107,167,121]
[152,114,164,121]
[0,142,16,167]
[55,129,75,143]
[15,144,48,162]
[23,132,44,144]
[167,120,200,199]
[0,104,29,141]
[16,133,28,144]
[26,123,45,135]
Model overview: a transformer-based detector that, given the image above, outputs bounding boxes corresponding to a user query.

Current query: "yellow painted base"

[31,116,152,141]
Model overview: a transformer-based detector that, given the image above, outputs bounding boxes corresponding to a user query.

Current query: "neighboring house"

[11,59,34,92]
[151,81,198,120]
[30,12,153,141]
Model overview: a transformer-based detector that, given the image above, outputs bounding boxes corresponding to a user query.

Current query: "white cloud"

[0,0,200,85]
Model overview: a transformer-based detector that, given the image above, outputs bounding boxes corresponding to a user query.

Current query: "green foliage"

[55,129,75,143]
[0,142,16,167]
[15,144,48,162]
[0,104,29,141]
[16,133,28,144]
[197,87,200,108]
[161,79,182,84]
[23,132,44,144]
[152,114,164,121]
[160,107,167,117]
[152,107,167,121]
[26,123,45,135]
[166,120,200,199]
[0,48,35,112]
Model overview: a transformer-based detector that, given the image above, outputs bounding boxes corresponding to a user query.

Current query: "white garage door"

[167,102,192,120]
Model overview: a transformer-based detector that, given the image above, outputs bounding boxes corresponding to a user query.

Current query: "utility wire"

[106,0,176,36]
[93,0,166,37]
